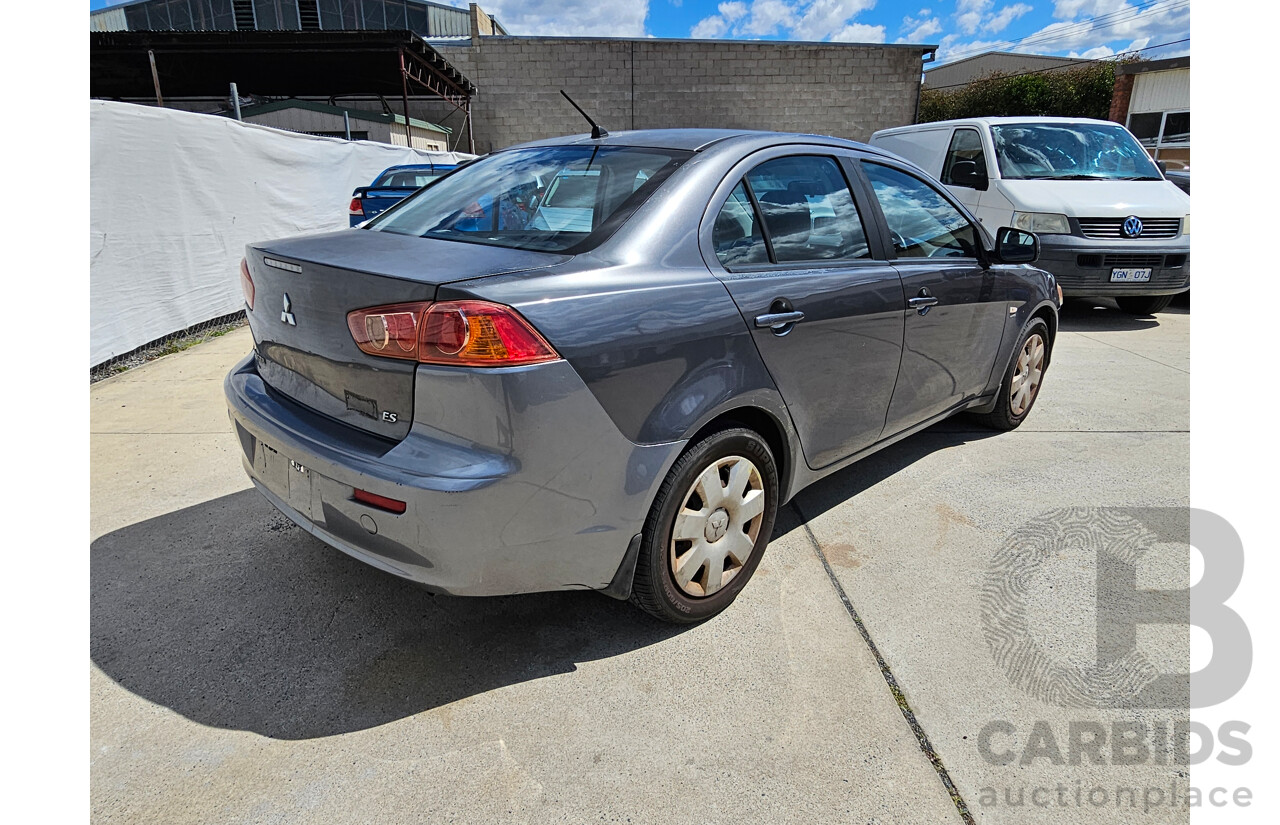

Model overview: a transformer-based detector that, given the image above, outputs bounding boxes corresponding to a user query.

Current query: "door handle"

[908,289,939,316]
[754,311,806,329]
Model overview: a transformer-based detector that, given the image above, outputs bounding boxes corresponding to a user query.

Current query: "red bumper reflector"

[353,488,407,514]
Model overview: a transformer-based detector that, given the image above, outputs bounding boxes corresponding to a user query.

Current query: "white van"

[869,117,1190,314]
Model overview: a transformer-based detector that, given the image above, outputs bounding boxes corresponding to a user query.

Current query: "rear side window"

[941,128,986,185]
[712,183,770,268]
[744,156,871,263]
[862,163,980,259]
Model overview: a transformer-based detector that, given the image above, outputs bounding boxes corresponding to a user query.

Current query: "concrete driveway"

[91,299,1189,824]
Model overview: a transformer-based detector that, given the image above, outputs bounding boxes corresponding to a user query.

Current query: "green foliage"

[919,61,1121,123]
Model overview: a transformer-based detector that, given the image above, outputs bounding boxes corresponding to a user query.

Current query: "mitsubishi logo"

[281,293,297,326]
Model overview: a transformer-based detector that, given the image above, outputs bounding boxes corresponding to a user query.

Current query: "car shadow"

[90,489,688,740]
[1058,297,1189,333]
[91,420,1008,741]
[788,418,1003,525]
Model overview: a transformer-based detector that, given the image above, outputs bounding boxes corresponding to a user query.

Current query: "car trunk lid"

[246,229,568,441]
[354,186,420,222]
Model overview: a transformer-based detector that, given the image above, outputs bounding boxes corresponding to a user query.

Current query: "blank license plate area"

[1110,267,1152,283]
[257,440,314,516]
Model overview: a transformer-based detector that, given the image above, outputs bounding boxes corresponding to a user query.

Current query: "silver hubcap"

[669,455,766,598]
[1010,333,1046,416]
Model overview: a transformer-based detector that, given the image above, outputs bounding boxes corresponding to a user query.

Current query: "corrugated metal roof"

[237,98,451,133]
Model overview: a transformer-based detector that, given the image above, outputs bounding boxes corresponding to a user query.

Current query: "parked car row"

[237,128,1057,622]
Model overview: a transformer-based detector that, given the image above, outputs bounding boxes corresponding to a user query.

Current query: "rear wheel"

[630,427,779,624]
[1116,295,1174,315]
[973,319,1050,431]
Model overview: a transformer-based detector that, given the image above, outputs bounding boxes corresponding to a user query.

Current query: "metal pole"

[230,82,242,121]
[148,50,164,107]
[343,111,352,141]
[466,100,475,155]
[399,49,413,147]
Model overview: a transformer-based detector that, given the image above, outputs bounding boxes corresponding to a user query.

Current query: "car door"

[938,126,989,224]
[703,151,905,470]
[856,160,1007,436]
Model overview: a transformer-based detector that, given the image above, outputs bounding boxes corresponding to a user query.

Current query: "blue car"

[348,163,458,227]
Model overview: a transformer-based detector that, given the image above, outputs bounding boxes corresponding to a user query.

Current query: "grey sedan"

[226,129,1059,623]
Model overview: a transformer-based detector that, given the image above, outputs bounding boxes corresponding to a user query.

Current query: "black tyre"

[973,318,1050,432]
[1116,295,1174,315]
[630,427,779,624]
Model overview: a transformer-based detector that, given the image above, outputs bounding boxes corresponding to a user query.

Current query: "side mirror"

[1157,160,1168,175]
[950,159,989,191]
[994,227,1039,264]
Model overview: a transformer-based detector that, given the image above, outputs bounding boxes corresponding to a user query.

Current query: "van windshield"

[367,145,690,252]
[990,123,1163,181]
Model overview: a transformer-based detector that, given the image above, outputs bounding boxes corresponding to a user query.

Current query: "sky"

[88,0,1191,66]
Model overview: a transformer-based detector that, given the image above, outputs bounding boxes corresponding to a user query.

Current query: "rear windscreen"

[367,145,691,253]
[374,170,449,188]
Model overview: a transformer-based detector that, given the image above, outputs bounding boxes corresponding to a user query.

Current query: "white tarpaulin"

[90,100,472,367]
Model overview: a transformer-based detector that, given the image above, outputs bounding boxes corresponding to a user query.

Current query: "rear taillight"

[347,302,431,361]
[347,300,559,367]
[420,301,558,366]
[349,197,364,217]
[240,259,254,310]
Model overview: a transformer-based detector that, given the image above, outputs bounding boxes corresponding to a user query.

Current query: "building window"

[305,130,369,140]
[1127,109,1190,167]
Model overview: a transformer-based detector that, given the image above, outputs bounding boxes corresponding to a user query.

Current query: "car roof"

[874,116,1125,135]
[502,128,902,161]
[380,163,457,172]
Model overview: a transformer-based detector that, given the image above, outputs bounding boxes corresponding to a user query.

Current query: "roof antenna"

[560,90,609,139]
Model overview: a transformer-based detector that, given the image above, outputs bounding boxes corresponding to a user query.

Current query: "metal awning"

[90,29,476,151]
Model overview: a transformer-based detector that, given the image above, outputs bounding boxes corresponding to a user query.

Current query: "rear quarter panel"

[441,262,785,449]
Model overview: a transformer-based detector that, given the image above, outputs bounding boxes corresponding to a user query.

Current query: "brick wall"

[1109,73,1135,124]
[431,37,927,153]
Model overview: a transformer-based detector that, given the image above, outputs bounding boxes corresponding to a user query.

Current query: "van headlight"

[1012,212,1071,234]
[1183,215,1190,235]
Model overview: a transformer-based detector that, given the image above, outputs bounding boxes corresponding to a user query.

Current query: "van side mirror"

[1157,160,1168,175]
[994,227,1039,264]
[949,160,988,191]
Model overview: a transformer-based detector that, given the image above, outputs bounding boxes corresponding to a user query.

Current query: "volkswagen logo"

[1121,215,1144,238]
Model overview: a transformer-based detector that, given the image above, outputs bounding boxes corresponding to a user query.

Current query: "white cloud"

[478,0,649,36]
[791,0,877,40]
[1072,45,1116,58]
[831,22,888,42]
[952,0,1033,36]
[901,16,943,41]
[985,2,1032,34]
[742,0,799,35]
[936,0,1189,62]
[689,0,884,43]
[691,15,730,37]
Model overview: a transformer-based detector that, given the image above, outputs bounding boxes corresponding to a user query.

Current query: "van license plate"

[1110,268,1152,283]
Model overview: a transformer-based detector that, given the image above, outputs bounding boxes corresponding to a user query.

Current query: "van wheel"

[629,427,779,624]
[1116,295,1174,315]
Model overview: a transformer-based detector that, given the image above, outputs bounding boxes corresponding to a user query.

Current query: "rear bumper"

[224,354,683,596]
[1038,234,1190,297]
